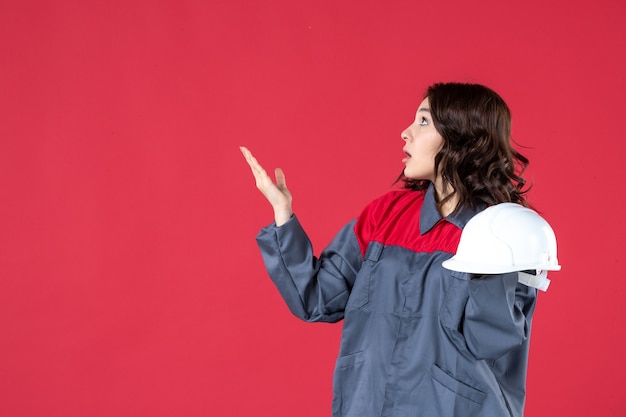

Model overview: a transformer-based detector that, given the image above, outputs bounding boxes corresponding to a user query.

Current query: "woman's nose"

[401,127,410,141]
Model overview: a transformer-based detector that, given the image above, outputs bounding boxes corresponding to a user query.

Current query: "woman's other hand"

[240,146,293,226]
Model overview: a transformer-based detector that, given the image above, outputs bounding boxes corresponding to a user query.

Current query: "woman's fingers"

[240,146,290,199]
[275,167,287,189]
[240,147,263,178]
[240,146,293,226]
[240,147,271,189]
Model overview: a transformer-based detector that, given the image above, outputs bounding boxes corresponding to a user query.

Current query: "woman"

[240,82,535,417]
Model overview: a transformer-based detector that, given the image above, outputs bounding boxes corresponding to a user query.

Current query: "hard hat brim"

[442,257,561,274]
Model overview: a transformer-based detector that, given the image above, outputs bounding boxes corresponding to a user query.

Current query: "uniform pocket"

[332,351,368,417]
[412,364,486,416]
[346,242,382,310]
[439,271,469,331]
[335,350,366,369]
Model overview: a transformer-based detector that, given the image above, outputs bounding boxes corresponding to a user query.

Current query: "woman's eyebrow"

[418,107,431,113]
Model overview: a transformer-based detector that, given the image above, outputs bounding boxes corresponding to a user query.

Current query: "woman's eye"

[419,117,428,126]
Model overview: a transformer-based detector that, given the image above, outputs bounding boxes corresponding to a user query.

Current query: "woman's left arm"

[462,272,537,361]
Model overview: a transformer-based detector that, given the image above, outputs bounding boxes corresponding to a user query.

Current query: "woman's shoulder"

[353,189,428,253]
[365,188,426,211]
[358,188,427,224]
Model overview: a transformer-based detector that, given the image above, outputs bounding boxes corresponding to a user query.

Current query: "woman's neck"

[434,179,458,217]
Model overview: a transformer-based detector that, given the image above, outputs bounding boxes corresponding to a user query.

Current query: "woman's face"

[401,97,444,181]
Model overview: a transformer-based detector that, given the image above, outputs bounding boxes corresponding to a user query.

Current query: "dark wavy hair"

[400,82,530,213]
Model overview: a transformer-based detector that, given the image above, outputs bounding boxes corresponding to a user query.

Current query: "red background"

[1,0,625,416]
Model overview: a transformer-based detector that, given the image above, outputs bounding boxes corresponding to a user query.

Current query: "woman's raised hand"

[240,146,293,226]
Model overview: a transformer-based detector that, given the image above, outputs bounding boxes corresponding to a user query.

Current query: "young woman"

[240,82,535,417]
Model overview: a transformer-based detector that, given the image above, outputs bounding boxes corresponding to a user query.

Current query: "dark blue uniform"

[256,185,537,417]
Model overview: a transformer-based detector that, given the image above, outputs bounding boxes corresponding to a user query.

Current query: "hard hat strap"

[518,270,551,292]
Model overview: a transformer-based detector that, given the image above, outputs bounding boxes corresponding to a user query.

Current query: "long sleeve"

[463,272,537,360]
[255,215,363,323]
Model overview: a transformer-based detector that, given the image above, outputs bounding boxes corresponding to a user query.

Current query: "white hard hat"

[442,203,561,290]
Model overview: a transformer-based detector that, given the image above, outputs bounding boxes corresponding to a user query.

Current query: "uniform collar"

[419,184,485,234]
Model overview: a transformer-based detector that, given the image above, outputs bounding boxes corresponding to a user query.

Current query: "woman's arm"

[241,146,363,322]
[463,273,537,360]
[256,216,362,322]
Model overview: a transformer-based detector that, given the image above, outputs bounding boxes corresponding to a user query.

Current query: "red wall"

[1,0,625,415]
